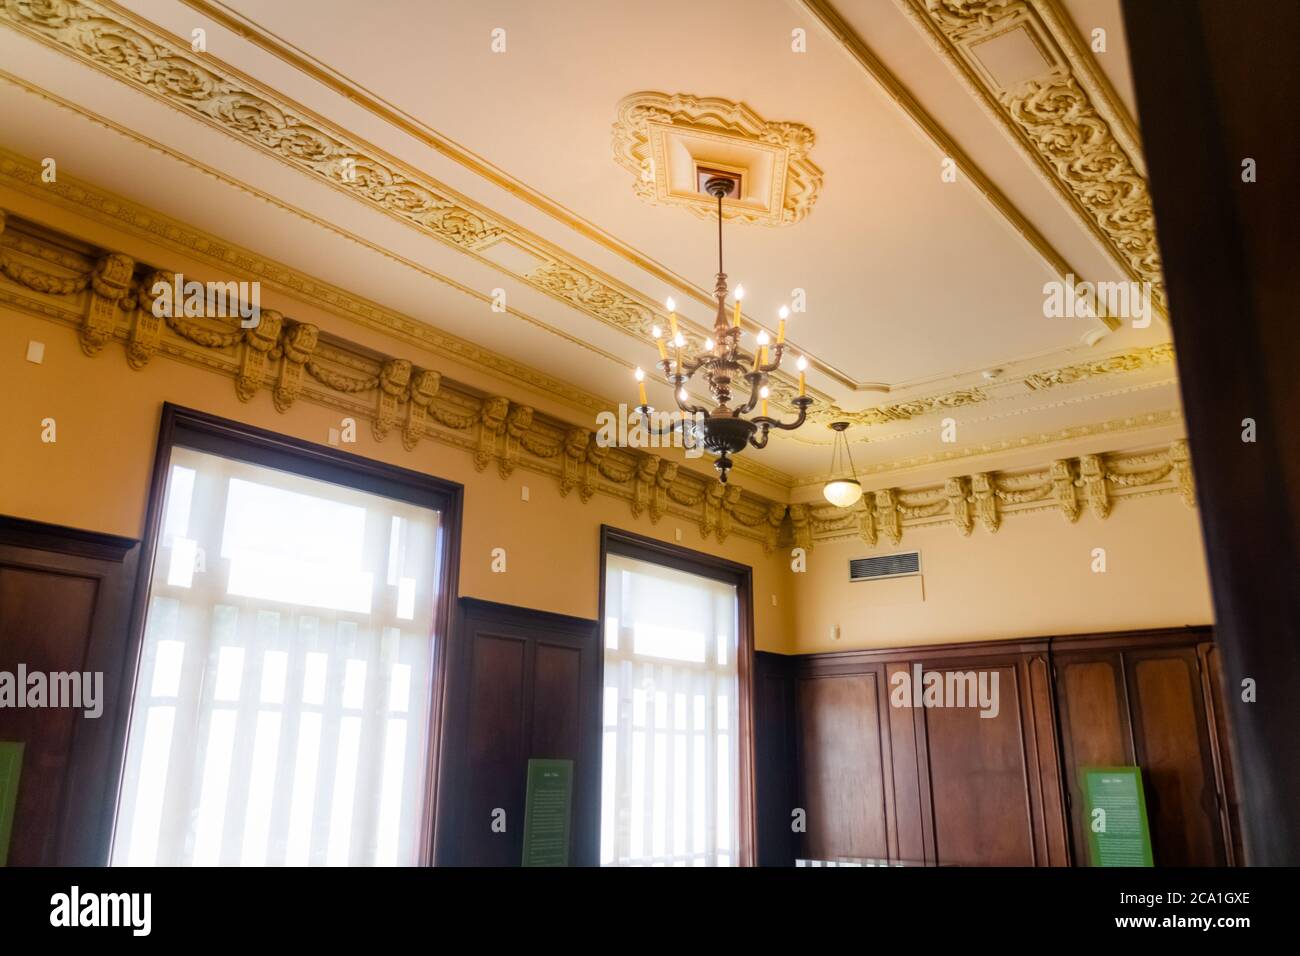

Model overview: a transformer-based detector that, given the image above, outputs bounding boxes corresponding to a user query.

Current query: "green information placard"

[1081,765,1154,867]
[0,742,24,866]
[521,758,573,867]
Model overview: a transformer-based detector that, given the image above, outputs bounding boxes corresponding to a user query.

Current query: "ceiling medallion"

[612,92,823,225]
[633,177,812,484]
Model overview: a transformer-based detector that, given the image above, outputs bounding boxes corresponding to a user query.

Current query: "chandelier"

[634,176,812,483]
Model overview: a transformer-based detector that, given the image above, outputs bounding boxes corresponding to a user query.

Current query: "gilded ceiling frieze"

[796,439,1193,548]
[901,0,1165,305]
[0,0,815,405]
[1023,342,1174,390]
[1,211,1194,553]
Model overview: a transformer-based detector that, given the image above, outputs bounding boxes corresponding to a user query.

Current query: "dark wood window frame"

[597,524,757,866]
[109,403,463,866]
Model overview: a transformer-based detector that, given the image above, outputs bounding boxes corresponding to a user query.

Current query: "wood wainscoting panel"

[795,669,893,861]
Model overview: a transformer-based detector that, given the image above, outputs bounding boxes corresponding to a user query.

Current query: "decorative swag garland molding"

[1,207,1194,552]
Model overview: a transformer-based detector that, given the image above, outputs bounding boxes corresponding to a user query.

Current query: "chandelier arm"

[737,371,765,415]
[758,343,787,374]
[634,405,699,438]
[748,425,770,449]
[750,396,813,431]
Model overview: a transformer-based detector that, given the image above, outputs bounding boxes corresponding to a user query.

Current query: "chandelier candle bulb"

[777,305,789,344]
[666,298,678,338]
[635,366,647,406]
[797,355,808,396]
[733,285,744,327]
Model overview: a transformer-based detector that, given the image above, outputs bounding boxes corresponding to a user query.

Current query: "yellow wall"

[792,492,1214,652]
[1,307,797,651]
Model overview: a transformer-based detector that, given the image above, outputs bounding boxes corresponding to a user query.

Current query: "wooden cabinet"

[1054,628,1237,865]
[759,627,1240,867]
[785,642,1066,866]
[434,598,600,866]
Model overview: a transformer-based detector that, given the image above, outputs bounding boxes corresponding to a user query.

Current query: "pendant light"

[823,421,863,507]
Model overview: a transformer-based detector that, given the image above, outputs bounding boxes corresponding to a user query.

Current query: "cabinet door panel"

[1128,653,1224,865]
[796,673,889,861]
[920,665,1035,866]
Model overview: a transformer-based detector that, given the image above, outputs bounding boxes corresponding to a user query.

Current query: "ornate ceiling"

[0,0,1180,490]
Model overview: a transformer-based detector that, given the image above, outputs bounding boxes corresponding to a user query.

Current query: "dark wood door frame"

[0,516,139,865]
[598,525,758,866]
[115,403,463,866]
[1123,0,1300,863]
[435,597,600,866]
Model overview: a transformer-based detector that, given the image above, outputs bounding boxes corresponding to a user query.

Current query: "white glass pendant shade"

[823,477,863,508]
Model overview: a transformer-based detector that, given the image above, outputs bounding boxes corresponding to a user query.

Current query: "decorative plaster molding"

[790,408,1184,488]
[0,147,794,492]
[612,92,823,225]
[1023,343,1174,390]
[809,342,1175,430]
[899,0,1164,306]
[0,207,786,550]
[801,440,1194,547]
[0,0,822,407]
[1,206,1197,556]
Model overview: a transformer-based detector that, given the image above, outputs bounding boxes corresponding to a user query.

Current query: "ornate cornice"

[898,0,1164,307]
[0,144,794,491]
[794,439,1194,547]
[2,206,1195,551]
[612,92,823,225]
[1023,343,1174,390]
[0,206,790,550]
[810,342,1175,428]
[789,407,1184,488]
[0,0,828,407]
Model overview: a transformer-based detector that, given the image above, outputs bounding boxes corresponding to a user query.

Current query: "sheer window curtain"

[600,553,739,866]
[112,446,442,866]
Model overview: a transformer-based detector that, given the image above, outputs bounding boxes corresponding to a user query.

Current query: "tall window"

[112,421,455,867]
[600,542,747,866]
